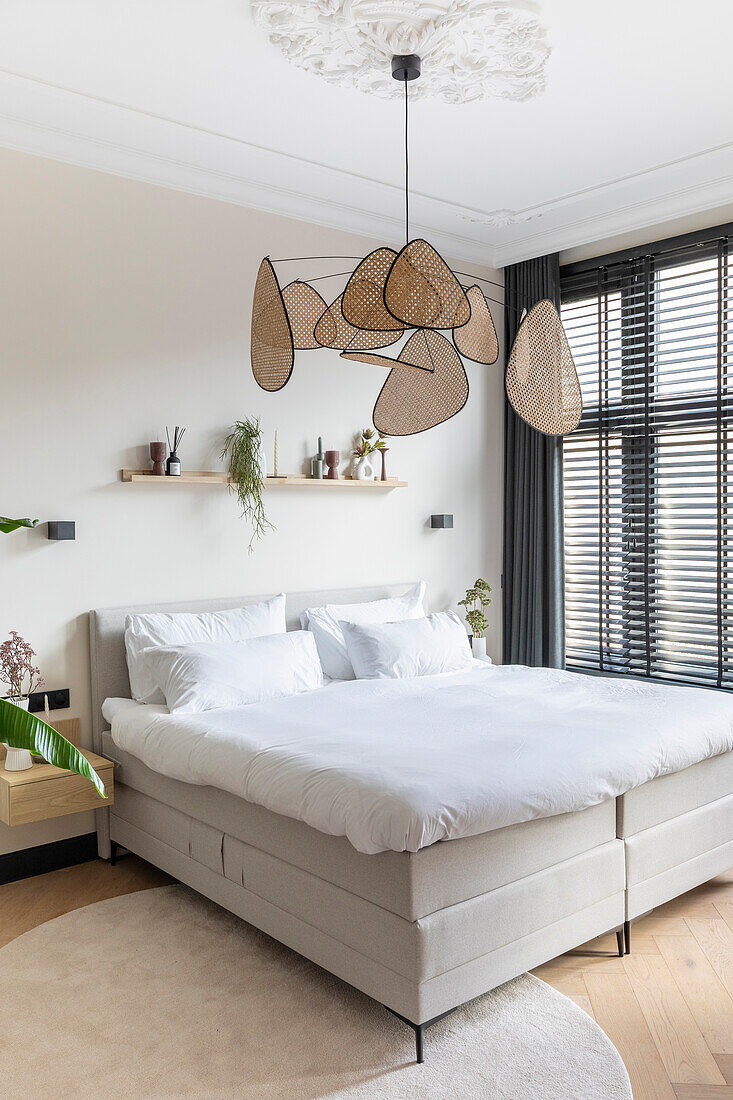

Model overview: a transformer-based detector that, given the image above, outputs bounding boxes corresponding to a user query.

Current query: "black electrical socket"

[28,688,70,713]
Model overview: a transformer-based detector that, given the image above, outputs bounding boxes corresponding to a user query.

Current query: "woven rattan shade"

[453,286,499,364]
[505,299,582,436]
[373,329,468,436]
[282,281,328,350]
[342,248,405,332]
[251,258,294,392]
[383,239,471,330]
[314,293,402,351]
[339,348,429,371]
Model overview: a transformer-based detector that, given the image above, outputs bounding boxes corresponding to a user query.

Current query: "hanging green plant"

[222,417,272,552]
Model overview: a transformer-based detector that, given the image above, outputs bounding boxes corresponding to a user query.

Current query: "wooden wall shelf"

[120,470,407,490]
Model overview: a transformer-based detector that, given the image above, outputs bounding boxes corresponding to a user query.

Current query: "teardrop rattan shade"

[282,281,328,350]
[373,330,468,436]
[384,239,471,330]
[505,299,582,436]
[342,248,406,333]
[314,293,403,351]
[453,286,499,364]
[251,258,294,392]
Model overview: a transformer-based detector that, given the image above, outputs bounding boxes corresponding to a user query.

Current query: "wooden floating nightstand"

[0,748,113,827]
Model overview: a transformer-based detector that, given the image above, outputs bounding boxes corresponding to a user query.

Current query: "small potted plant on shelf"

[458,579,493,660]
[352,428,387,481]
[0,631,44,770]
[222,417,272,552]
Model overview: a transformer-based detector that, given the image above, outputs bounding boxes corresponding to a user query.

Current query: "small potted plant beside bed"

[0,631,106,795]
[459,578,493,660]
[0,631,44,769]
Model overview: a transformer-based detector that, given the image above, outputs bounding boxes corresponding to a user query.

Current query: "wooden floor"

[0,857,731,1098]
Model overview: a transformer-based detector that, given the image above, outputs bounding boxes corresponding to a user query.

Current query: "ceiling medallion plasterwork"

[251,0,549,103]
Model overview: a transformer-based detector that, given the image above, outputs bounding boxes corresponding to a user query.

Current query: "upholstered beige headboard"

[88,584,419,753]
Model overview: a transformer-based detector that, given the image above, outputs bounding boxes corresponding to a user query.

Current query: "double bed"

[89,585,733,1062]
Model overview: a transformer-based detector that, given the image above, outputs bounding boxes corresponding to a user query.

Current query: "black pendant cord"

[404,75,409,245]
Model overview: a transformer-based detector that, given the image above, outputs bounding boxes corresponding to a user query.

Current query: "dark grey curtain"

[502,254,565,667]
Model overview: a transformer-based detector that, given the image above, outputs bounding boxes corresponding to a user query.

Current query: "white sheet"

[106,665,733,855]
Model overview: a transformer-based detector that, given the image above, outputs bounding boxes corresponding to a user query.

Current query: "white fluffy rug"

[0,885,631,1099]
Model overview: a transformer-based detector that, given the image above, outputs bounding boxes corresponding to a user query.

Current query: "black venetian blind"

[560,227,732,688]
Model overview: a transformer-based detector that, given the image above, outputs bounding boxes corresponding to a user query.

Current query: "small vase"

[379,448,389,481]
[354,455,375,481]
[3,697,33,771]
[471,636,487,660]
[149,441,166,476]
[325,450,340,479]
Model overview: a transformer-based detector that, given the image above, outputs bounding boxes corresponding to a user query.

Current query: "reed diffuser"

[166,426,186,476]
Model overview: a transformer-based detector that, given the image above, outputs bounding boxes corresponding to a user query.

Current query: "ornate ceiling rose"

[251,1,550,103]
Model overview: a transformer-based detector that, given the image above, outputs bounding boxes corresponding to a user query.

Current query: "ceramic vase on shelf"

[471,636,487,660]
[3,696,33,771]
[354,455,376,481]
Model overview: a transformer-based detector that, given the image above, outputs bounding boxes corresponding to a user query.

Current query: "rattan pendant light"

[248,51,521,436]
[454,285,499,364]
[505,299,583,435]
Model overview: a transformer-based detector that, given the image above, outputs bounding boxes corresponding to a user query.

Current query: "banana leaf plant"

[0,698,106,798]
[0,517,39,534]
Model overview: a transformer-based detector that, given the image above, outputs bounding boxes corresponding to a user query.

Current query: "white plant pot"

[3,697,33,771]
[471,636,487,660]
[354,455,376,481]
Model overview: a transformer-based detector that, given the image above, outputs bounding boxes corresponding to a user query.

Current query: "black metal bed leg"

[623,920,631,955]
[110,840,118,867]
[616,929,624,957]
[415,1024,424,1065]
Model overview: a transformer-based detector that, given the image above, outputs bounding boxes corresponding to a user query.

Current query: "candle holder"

[150,441,166,476]
[325,450,340,479]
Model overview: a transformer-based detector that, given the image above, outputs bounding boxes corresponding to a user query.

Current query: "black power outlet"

[28,688,70,713]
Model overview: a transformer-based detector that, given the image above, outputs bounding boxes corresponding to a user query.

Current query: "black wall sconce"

[430,514,454,529]
[47,521,76,541]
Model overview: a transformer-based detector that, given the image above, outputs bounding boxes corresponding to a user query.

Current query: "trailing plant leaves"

[222,418,272,552]
[0,699,106,798]
[0,517,39,534]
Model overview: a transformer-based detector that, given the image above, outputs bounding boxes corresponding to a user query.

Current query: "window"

[560,231,732,688]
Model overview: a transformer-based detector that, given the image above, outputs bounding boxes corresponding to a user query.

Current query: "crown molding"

[0,68,731,273]
[0,69,498,269]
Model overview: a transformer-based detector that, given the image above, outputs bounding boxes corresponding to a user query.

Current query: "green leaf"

[0,517,39,534]
[0,699,106,798]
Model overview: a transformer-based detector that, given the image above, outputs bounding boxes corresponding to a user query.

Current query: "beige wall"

[0,148,504,856]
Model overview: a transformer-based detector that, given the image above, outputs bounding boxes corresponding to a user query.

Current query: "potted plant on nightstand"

[0,631,44,769]
[0,699,106,795]
[459,579,493,660]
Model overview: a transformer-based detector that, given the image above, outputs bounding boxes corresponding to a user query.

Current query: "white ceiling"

[0,0,731,267]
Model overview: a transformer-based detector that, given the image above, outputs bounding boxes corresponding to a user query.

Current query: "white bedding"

[105,665,733,855]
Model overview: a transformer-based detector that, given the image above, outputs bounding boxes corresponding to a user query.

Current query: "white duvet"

[106,665,733,855]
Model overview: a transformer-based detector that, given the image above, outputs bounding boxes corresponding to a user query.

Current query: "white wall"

[0,147,504,855]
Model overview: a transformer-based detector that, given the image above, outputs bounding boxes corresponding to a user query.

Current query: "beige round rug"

[0,885,631,1099]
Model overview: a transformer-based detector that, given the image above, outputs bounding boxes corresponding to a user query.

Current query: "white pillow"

[342,610,472,680]
[125,594,286,703]
[142,631,323,714]
[300,583,426,681]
